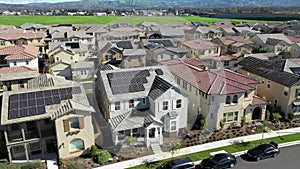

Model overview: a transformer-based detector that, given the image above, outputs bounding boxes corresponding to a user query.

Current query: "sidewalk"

[94,127,300,169]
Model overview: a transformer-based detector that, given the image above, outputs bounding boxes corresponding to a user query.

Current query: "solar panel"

[19,93,27,100]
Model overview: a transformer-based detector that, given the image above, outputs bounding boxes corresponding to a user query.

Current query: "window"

[225,96,231,104]
[183,81,187,90]
[232,95,238,104]
[10,124,19,132]
[163,101,168,110]
[81,70,87,75]
[223,61,229,66]
[0,41,4,45]
[70,117,79,129]
[244,92,248,98]
[176,77,181,85]
[274,99,278,107]
[296,89,300,98]
[25,61,29,65]
[69,138,84,152]
[189,85,192,92]
[56,57,59,61]
[13,61,17,66]
[129,99,134,108]
[176,99,182,108]
[132,128,138,133]
[170,120,177,131]
[106,55,112,60]
[283,87,289,96]
[293,105,300,113]
[13,146,25,154]
[142,98,146,104]
[267,81,271,88]
[70,55,73,59]
[115,101,121,110]
[30,142,40,151]
[223,112,238,123]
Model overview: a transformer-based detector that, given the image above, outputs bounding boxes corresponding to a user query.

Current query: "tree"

[273,112,282,124]
[90,145,98,157]
[93,150,111,165]
[167,142,181,159]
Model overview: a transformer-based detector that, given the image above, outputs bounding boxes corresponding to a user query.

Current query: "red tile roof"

[0,31,44,40]
[0,66,37,74]
[181,38,220,50]
[161,59,259,95]
[0,45,39,61]
[216,36,253,45]
[251,95,270,105]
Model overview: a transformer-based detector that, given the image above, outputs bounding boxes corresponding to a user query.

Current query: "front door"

[252,107,262,120]
[46,139,57,154]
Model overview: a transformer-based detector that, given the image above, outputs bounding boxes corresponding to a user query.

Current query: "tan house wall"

[55,112,94,158]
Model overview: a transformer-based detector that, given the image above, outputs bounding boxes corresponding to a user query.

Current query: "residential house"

[0,45,40,69]
[20,23,48,33]
[49,61,72,80]
[244,53,278,60]
[291,43,300,58]
[0,74,95,162]
[185,26,222,40]
[50,30,94,45]
[97,41,123,66]
[121,49,146,68]
[237,57,300,118]
[222,27,260,38]
[71,61,95,80]
[180,38,221,58]
[200,55,237,70]
[0,66,39,92]
[95,66,188,147]
[212,36,253,56]
[161,58,268,131]
[251,33,292,54]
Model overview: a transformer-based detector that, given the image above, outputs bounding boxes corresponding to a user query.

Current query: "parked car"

[156,157,195,169]
[199,153,237,169]
[246,141,280,161]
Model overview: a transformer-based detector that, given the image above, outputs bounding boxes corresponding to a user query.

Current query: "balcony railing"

[25,130,39,140]
[7,132,23,142]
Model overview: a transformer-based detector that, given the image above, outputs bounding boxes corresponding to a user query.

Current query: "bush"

[273,112,282,124]
[58,158,65,166]
[90,145,98,157]
[20,161,43,169]
[93,150,111,165]
[219,120,225,130]
[65,163,80,169]
[288,113,295,121]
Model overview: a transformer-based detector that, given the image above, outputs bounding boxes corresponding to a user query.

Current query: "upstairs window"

[129,99,134,108]
[115,101,121,110]
[163,101,168,110]
[232,95,238,104]
[176,99,182,109]
[225,96,231,104]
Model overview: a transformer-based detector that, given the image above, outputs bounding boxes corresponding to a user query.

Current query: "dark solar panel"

[155,69,164,75]
[8,86,79,120]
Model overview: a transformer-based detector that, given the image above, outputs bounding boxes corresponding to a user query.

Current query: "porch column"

[115,131,119,143]
[24,144,29,161]
[155,127,158,142]
[159,127,163,145]
[145,128,149,147]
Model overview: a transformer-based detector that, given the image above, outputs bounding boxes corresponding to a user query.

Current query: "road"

[235,144,300,169]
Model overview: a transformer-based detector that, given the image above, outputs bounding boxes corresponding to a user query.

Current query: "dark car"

[199,153,237,169]
[247,141,280,161]
[156,157,195,169]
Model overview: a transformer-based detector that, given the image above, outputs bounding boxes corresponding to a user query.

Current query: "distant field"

[0,15,281,26]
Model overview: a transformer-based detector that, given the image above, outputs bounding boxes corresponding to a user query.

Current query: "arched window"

[225,96,231,104]
[69,138,84,152]
[232,95,238,104]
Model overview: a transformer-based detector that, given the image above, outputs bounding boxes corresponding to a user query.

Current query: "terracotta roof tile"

[0,45,39,61]
[0,31,44,40]
[0,66,37,74]
[161,59,259,95]
[251,95,270,105]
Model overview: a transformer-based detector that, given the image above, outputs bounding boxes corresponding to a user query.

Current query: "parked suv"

[156,158,195,169]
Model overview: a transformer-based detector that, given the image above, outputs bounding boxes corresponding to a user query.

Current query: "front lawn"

[128,133,300,169]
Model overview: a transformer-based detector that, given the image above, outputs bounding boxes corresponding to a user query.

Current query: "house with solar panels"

[0,74,95,162]
[95,65,188,147]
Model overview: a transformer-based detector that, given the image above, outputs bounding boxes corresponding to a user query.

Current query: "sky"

[0,0,81,4]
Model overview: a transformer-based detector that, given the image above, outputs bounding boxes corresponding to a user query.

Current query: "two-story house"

[95,66,188,147]
[0,74,95,162]
[238,57,300,118]
[180,38,221,58]
[185,26,222,41]
[212,36,253,56]
[161,58,269,131]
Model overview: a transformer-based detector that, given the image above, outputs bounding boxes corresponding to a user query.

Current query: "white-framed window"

[70,117,79,129]
[223,112,238,123]
[170,120,177,131]
[183,81,187,90]
[163,101,168,110]
[296,89,300,98]
[69,138,84,152]
[129,99,134,108]
[132,128,138,134]
[0,40,5,45]
[232,95,238,104]
[283,87,289,96]
[293,105,300,113]
[177,77,181,85]
[80,70,87,75]
[225,96,231,104]
[176,99,182,109]
[115,101,121,110]
[267,81,271,88]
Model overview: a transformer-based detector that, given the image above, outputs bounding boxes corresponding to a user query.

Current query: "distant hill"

[1,0,300,10]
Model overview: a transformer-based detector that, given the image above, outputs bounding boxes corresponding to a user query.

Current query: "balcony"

[25,130,39,140]
[6,130,40,143]
[7,132,23,142]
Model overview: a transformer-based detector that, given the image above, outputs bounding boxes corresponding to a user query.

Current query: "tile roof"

[215,36,253,46]
[0,45,39,60]
[0,31,44,40]
[0,66,37,74]
[181,38,220,50]
[238,57,300,87]
[251,95,270,106]
[161,59,259,95]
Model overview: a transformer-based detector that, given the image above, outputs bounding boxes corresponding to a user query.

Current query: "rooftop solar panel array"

[107,70,150,95]
[8,86,81,120]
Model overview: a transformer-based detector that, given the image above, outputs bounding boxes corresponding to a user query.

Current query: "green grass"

[0,16,281,26]
[128,133,300,169]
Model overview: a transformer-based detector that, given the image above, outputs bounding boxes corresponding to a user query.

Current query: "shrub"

[93,150,111,165]
[90,145,98,157]
[219,120,225,130]
[58,158,65,166]
[241,116,246,127]
[265,110,271,121]
[125,136,136,145]
[288,113,295,121]
[273,112,282,124]
[20,161,43,169]
[65,163,80,169]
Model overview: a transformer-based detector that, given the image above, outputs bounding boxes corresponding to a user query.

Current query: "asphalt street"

[234,144,300,169]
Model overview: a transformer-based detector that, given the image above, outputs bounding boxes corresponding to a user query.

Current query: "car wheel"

[273,153,278,158]
[257,157,261,161]
[229,163,235,168]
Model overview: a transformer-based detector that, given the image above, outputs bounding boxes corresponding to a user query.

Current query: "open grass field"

[0,15,281,26]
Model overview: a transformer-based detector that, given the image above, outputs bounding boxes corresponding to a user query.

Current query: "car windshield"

[210,155,225,163]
